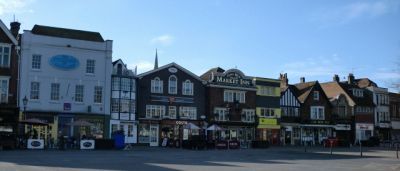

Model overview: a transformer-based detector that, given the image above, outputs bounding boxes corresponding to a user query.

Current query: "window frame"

[168,75,177,94]
[30,82,40,100]
[94,86,103,104]
[0,44,11,68]
[50,83,60,101]
[31,54,42,70]
[182,80,194,95]
[86,59,95,74]
[0,77,10,103]
[75,85,84,103]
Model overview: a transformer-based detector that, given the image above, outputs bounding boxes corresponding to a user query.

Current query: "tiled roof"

[294,81,317,103]
[31,25,104,42]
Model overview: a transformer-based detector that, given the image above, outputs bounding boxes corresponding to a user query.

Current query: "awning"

[257,125,281,129]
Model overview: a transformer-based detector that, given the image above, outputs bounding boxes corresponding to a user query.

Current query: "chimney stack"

[333,74,340,82]
[10,21,20,38]
[348,73,355,84]
[300,77,305,83]
[280,73,289,88]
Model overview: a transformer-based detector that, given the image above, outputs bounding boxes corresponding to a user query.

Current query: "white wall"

[19,31,112,115]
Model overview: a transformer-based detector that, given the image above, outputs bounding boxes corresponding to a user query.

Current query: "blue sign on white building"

[49,55,80,70]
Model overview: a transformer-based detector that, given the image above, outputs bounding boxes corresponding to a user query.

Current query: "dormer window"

[352,89,363,97]
[313,91,319,100]
[168,75,177,94]
[151,77,163,93]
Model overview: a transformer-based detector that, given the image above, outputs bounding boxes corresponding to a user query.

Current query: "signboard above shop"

[211,69,254,88]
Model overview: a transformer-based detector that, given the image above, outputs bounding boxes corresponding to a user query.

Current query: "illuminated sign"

[259,118,277,125]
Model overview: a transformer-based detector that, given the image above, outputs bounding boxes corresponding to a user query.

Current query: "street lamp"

[22,95,28,114]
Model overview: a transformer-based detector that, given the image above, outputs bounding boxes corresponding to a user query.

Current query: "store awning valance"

[257,125,280,129]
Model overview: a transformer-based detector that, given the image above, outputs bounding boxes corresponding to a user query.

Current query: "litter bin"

[113,133,125,149]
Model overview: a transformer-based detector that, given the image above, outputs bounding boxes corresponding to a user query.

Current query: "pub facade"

[0,20,20,149]
[137,61,206,147]
[200,67,256,148]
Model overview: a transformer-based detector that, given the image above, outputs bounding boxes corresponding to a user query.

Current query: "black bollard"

[396,144,399,159]
[330,142,333,155]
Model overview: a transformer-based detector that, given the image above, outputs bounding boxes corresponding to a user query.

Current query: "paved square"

[0,147,399,171]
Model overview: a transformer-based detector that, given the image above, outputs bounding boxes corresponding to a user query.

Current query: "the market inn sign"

[213,70,253,87]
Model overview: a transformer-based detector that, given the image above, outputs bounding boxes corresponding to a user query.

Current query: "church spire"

[154,49,158,69]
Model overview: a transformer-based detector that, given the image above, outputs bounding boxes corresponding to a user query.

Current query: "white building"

[19,25,112,143]
[110,59,137,144]
[367,86,391,140]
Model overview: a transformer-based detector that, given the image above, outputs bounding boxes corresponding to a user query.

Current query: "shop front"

[280,124,301,146]
[0,107,19,149]
[300,125,333,146]
[355,123,374,142]
[391,121,400,141]
[333,124,352,145]
[256,118,280,145]
[110,120,138,144]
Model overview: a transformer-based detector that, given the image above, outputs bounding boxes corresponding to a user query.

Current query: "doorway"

[149,124,159,146]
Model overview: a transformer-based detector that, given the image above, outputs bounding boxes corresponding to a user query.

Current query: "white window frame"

[182,80,194,95]
[30,82,40,100]
[145,105,165,119]
[215,107,229,121]
[260,108,275,118]
[224,90,245,103]
[179,106,197,120]
[168,75,177,94]
[75,85,84,103]
[242,109,255,122]
[151,77,163,93]
[31,54,41,70]
[167,106,177,119]
[313,91,319,100]
[0,44,11,68]
[86,59,95,74]
[310,106,325,120]
[0,76,10,103]
[94,86,103,104]
[50,83,60,101]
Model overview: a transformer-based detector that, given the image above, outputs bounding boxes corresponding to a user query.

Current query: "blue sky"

[1,0,399,91]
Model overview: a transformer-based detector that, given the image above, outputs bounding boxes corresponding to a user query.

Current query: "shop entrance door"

[121,123,135,144]
[149,125,159,146]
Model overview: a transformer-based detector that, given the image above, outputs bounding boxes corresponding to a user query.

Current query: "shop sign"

[64,103,71,111]
[215,76,252,87]
[378,123,391,128]
[356,123,374,130]
[334,124,351,130]
[259,118,277,125]
[49,55,80,70]
[80,140,95,150]
[176,121,188,125]
[27,139,44,149]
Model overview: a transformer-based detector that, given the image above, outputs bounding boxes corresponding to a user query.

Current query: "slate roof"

[31,25,104,42]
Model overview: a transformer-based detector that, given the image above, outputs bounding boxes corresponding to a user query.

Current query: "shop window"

[138,124,150,143]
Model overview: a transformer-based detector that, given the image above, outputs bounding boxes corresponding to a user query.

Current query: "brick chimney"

[10,21,20,38]
[348,73,355,84]
[280,73,289,88]
[333,74,340,82]
[300,77,305,83]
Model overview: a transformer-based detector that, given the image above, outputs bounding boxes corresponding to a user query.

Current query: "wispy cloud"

[151,34,174,46]
[311,0,400,27]
[0,0,35,16]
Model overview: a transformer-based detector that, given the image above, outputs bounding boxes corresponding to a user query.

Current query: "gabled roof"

[0,20,18,45]
[112,59,125,66]
[338,82,375,106]
[200,67,225,80]
[281,85,302,105]
[294,81,317,103]
[321,81,356,106]
[31,25,104,42]
[355,78,377,88]
[137,62,203,82]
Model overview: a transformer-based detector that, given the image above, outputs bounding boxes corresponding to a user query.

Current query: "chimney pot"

[300,77,305,83]
[333,74,340,82]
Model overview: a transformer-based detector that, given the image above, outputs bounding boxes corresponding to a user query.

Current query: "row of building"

[0,20,399,148]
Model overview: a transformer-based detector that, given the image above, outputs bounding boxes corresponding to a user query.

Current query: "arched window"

[151,77,163,93]
[168,75,177,94]
[182,80,193,95]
